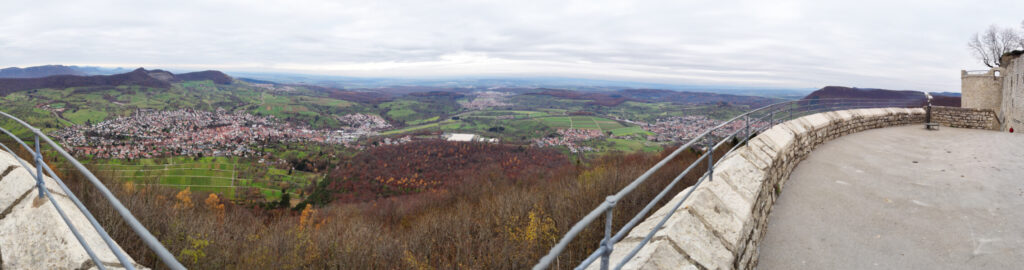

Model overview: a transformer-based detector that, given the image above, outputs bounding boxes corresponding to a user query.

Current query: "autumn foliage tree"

[320,140,568,204]
[54,138,729,269]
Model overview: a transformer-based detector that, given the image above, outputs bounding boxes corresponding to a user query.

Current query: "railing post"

[744,114,750,142]
[788,102,793,120]
[600,196,616,270]
[706,135,713,182]
[34,134,45,198]
[769,110,775,126]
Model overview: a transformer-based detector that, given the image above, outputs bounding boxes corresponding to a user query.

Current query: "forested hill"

[0,68,232,95]
[803,86,961,107]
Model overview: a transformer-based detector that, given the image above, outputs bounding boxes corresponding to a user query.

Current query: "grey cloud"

[1,0,1022,91]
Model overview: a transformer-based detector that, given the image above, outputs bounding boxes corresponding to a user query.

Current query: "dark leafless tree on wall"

[968,24,1022,68]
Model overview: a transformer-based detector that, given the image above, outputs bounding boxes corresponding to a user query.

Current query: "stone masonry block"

[684,188,746,253]
[0,150,143,270]
[705,171,753,221]
[823,110,853,123]
[613,239,698,270]
[0,165,35,211]
[755,126,795,158]
[799,113,831,131]
[714,153,765,203]
[737,141,772,170]
[779,121,809,140]
[655,211,734,270]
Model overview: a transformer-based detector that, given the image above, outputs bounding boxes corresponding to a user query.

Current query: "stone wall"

[597,108,926,270]
[962,53,1024,132]
[0,150,144,269]
[930,106,999,130]
[961,69,1003,111]
[1000,53,1024,131]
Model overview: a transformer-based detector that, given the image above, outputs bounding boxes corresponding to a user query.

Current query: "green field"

[607,126,655,137]
[534,116,625,131]
[464,110,550,119]
[84,156,320,201]
[378,110,648,145]
[379,97,464,125]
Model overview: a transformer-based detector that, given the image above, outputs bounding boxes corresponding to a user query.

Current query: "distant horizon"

[2,63,964,94]
[0,61,981,93]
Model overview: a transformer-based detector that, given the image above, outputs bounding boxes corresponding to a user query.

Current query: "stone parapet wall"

[0,150,144,269]
[931,106,999,130]
[599,108,926,270]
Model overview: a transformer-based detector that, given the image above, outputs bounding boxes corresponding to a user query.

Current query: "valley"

[0,69,786,204]
[0,67,955,269]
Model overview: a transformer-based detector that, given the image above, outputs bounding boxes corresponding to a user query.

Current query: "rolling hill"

[802,86,960,107]
[0,68,232,96]
[0,65,89,78]
[0,65,131,78]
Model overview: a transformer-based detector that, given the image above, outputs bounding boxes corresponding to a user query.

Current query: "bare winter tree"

[968,24,1022,68]
[1020,20,1024,49]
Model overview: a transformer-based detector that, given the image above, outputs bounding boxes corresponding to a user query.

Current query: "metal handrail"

[0,111,186,270]
[534,98,922,270]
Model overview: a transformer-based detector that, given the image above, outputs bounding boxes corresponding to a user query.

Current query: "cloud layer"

[2,0,1022,91]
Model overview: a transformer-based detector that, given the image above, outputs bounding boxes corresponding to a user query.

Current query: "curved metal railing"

[534,98,923,270]
[0,111,186,270]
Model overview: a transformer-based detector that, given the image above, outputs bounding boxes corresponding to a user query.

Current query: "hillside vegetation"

[23,143,730,269]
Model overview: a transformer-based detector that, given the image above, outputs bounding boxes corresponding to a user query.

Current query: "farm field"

[462,110,550,119]
[534,116,625,131]
[377,110,654,145]
[83,156,320,201]
[378,96,464,125]
[378,120,456,135]
[607,126,655,137]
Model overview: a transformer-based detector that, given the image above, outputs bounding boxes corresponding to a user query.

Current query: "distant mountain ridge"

[0,68,233,96]
[0,65,131,78]
[802,86,960,107]
[230,71,812,98]
[0,65,89,78]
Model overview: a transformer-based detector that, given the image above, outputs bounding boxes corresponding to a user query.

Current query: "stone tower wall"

[961,53,1024,132]
[1000,54,1024,131]
[960,69,1003,112]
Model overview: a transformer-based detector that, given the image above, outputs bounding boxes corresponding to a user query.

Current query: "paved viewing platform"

[760,125,1024,269]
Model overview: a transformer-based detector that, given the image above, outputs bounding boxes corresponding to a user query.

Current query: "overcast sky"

[1,0,1022,91]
